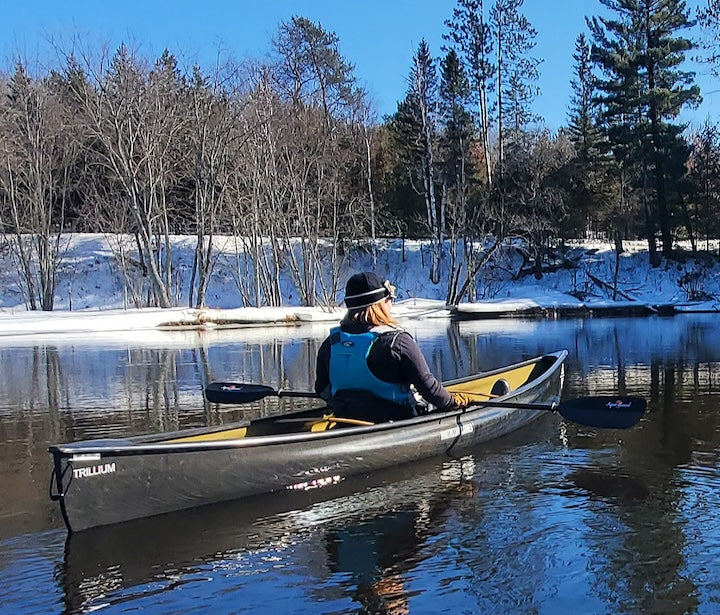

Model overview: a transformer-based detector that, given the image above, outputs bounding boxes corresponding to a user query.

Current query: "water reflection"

[2,315,720,538]
[0,326,325,538]
[57,455,480,615]
[569,468,650,501]
[1,315,720,612]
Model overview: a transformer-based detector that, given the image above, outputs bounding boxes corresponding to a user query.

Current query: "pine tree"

[565,33,613,237]
[568,34,600,161]
[389,40,443,283]
[445,0,539,187]
[490,0,541,178]
[438,49,475,302]
[445,0,494,185]
[273,16,358,119]
[439,48,473,206]
[589,0,700,263]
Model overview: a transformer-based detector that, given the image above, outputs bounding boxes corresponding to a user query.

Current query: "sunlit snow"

[0,235,718,336]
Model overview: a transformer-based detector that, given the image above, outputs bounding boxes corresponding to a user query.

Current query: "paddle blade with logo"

[205,382,320,404]
[205,383,277,404]
[557,396,647,429]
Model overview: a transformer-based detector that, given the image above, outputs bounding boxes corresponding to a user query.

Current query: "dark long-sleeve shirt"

[314,323,455,422]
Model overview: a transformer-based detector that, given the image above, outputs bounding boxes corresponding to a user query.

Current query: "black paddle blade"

[558,396,647,429]
[205,382,276,404]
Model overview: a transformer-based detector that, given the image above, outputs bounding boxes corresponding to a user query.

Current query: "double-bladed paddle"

[204,382,646,429]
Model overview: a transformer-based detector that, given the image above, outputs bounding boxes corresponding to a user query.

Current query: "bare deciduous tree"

[0,62,77,310]
[69,45,187,307]
[185,63,244,307]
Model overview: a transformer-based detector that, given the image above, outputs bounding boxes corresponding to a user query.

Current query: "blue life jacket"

[328,326,413,407]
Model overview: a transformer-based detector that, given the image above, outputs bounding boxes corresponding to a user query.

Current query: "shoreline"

[0,295,717,338]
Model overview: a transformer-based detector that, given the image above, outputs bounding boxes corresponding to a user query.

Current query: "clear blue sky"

[2,0,718,131]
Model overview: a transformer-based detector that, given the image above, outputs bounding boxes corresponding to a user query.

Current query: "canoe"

[49,350,568,532]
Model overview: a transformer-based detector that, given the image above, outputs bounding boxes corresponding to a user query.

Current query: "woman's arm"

[394,332,455,410]
[314,337,332,399]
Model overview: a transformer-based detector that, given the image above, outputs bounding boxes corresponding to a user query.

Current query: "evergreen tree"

[439,48,474,207]
[390,40,443,283]
[273,16,358,119]
[445,0,495,185]
[438,49,476,302]
[387,95,426,228]
[565,33,614,237]
[568,34,600,161]
[445,0,539,186]
[490,0,541,178]
[589,0,700,263]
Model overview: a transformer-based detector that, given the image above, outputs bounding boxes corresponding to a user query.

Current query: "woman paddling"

[314,272,472,423]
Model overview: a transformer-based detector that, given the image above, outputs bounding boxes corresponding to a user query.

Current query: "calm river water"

[1,314,719,614]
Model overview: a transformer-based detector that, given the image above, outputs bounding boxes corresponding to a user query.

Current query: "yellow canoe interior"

[445,363,535,397]
[166,427,249,444]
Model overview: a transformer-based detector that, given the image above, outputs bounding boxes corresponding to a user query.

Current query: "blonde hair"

[341,301,397,327]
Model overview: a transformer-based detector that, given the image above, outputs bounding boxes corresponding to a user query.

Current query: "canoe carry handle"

[49,459,72,501]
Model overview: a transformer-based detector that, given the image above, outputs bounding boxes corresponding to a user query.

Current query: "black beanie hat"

[344,272,393,309]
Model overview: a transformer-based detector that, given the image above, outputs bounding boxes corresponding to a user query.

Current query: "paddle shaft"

[271,389,319,400]
[461,398,559,411]
[450,394,646,429]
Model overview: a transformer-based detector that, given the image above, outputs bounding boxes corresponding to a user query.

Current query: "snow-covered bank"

[0,306,337,337]
[0,234,719,336]
[453,290,720,318]
[0,299,451,337]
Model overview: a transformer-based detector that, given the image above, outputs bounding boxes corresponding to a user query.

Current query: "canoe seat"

[490,379,511,396]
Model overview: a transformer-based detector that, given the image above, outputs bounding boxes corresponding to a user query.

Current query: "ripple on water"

[0,530,67,614]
